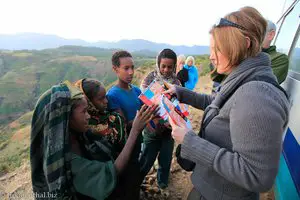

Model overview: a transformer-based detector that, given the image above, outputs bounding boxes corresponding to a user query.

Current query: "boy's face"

[114,57,134,84]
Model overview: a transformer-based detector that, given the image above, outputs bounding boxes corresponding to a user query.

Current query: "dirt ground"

[0,75,274,200]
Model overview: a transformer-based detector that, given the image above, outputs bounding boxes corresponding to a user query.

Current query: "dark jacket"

[177,67,188,87]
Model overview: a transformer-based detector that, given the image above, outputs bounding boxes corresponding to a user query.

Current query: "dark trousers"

[109,133,142,200]
[121,134,142,200]
[139,136,174,187]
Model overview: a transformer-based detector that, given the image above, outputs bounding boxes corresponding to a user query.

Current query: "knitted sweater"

[176,52,289,200]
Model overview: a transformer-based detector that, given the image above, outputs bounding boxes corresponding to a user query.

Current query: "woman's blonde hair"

[177,54,186,64]
[185,56,195,66]
[210,7,267,70]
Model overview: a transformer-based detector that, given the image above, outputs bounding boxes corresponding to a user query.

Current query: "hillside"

[0,45,156,125]
[0,112,32,175]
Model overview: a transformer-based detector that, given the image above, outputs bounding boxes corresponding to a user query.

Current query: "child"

[139,49,181,189]
[74,78,126,157]
[106,50,143,200]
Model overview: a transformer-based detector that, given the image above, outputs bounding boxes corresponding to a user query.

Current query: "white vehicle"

[273,0,300,199]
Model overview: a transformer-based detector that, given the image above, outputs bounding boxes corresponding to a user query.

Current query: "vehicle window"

[289,33,300,73]
[275,2,300,55]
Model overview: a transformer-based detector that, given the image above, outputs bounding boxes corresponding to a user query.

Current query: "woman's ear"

[245,37,251,48]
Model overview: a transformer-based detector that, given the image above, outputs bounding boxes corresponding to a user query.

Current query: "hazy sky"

[0,0,287,46]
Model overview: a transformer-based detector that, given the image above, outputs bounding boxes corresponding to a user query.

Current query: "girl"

[74,78,126,157]
[139,48,181,189]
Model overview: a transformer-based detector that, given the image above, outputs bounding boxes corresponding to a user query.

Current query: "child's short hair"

[112,50,132,67]
[157,49,177,67]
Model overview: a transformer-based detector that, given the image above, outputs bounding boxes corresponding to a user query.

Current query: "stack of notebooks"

[139,80,192,129]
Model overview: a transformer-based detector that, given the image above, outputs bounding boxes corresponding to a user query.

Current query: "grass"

[0,112,32,174]
[0,140,30,174]
[0,137,30,174]
[17,112,33,125]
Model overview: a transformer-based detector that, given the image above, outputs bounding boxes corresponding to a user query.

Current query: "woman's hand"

[132,104,159,133]
[162,83,176,95]
[168,116,190,144]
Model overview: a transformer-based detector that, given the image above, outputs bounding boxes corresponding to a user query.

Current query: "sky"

[0,0,289,46]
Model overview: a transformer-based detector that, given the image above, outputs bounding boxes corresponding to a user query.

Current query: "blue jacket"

[183,64,198,90]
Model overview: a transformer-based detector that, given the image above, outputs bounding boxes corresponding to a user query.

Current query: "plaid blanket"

[30,81,83,199]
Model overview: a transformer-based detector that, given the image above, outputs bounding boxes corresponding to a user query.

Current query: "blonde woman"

[182,56,198,90]
[176,54,186,74]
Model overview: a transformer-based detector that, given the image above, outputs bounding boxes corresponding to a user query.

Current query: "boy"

[107,50,142,200]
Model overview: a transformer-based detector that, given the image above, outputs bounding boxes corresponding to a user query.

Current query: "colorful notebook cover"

[139,80,192,129]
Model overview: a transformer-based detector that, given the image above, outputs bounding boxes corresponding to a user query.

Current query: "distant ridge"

[0,33,209,55]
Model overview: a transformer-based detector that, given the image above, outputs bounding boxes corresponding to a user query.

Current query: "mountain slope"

[0,33,90,50]
[0,45,155,125]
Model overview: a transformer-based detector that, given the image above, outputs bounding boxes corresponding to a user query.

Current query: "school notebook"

[139,80,192,129]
